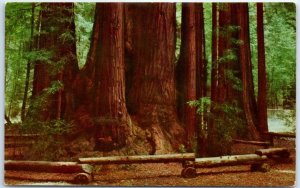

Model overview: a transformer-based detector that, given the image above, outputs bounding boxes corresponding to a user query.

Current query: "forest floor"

[4,138,296,186]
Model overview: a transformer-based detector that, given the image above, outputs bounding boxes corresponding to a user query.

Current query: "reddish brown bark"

[128,3,184,153]
[72,4,100,130]
[208,3,260,156]
[257,3,269,133]
[196,3,207,101]
[195,3,208,157]
[236,3,260,140]
[72,3,130,150]
[93,3,130,149]
[177,3,197,150]
[32,3,79,121]
[209,3,237,156]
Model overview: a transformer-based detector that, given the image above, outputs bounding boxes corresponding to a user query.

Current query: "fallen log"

[78,153,195,164]
[233,139,270,147]
[5,160,93,174]
[5,170,75,183]
[194,154,267,168]
[255,148,290,157]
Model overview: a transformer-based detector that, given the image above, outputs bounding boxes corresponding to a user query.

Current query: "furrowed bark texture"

[177,3,197,150]
[237,3,260,140]
[128,3,184,153]
[73,3,130,150]
[93,3,130,150]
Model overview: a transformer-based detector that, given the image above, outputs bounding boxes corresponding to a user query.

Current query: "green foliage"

[189,97,246,155]
[46,81,64,94]
[225,69,242,91]
[218,49,238,64]
[74,3,95,68]
[24,50,53,62]
[175,3,182,61]
[274,109,296,133]
[204,3,212,85]
[209,102,246,155]
[5,3,35,122]
[249,3,296,107]
[188,97,210,114]
[178,144,187,153]
[20,119,73,161]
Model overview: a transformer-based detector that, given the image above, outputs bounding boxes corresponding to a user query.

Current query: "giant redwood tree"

[236,3,261,140]
[128,3,184,153]
[257,3,268,133]
[176,3,197,150]
[72,3,130,150]
[208,3,261,156]
[209,3,242,155]
[176,3,208,154]
[32,3,79,121]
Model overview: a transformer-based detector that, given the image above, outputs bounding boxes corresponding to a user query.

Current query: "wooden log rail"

[5,160,93,174]
[5,160,93,184]
[194,154,267,168]
[78,153,195,165]
[255,148,290,158]
[181,154,269,178]
[233,139,271,148]
[263,132,295,146]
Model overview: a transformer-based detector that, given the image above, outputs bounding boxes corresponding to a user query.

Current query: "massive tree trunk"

[128,3,184,154]
[236,3,261,140]
[32,3,79,121]
[72,3,131,151]
[176,3,197,150]
[257,3,268,133]
[93,3,130,150]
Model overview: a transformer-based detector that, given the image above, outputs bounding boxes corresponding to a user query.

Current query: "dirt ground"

[4,138,296,186]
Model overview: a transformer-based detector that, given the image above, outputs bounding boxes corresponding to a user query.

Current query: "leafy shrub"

[189,97,246,156]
